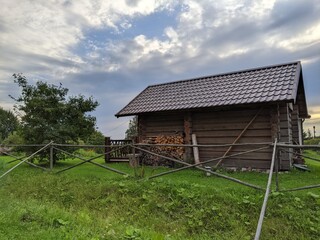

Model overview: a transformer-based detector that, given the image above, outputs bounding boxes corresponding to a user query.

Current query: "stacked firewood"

[140,135,185,166]
[154,135,184,159]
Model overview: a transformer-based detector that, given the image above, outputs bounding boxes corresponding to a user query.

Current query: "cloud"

[1,0,320,138]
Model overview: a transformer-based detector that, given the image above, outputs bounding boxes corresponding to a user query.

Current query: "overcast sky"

[0,0,319,139]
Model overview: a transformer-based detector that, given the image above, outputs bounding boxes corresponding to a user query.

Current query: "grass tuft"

[0,152,319,239]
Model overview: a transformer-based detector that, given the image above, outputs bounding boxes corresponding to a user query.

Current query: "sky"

[0,0,319,139]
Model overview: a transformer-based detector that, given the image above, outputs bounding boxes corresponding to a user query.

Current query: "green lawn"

[0,151,319,240]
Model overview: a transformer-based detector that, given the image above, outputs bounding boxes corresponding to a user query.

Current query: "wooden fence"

[104,137,133,162]
[1,141,320,240]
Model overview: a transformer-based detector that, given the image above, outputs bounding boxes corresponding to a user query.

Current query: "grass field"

[0,150,320,239]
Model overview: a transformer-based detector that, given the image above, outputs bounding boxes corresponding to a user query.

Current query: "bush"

[2,131,24,145]
[304,137,320,145]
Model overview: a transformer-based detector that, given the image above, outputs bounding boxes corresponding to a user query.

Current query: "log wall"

[139,113,184,139]
[192,107,273,170]
[137,103,299,170]
[278,103,293,170]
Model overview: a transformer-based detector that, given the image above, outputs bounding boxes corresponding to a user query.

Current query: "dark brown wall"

[292,104,299,144]
[138,103,297,170]
[278,103,293,170]
[138,113,184,140]
[192,107,273,170]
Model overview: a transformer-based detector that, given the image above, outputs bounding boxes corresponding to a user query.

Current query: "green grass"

[0,151,319,240]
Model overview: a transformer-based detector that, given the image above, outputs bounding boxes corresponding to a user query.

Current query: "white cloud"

[179,1,203,31]
[218,48,249,59]
[276,23,320,51]
[0,0,178,79]
[1,0,320,138]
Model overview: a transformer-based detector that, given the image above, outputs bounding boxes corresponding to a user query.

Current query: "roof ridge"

[148,61,301,88]
[115,61,308,117]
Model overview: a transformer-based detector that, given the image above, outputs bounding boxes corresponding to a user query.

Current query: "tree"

[85,130,105,145]
[0,107,19,142]
[85,130,105,154]
[125,116,138,140]
[307,129,312,139]
[2,131,24,145]
[10,73,99,162]
[303,130,307,140]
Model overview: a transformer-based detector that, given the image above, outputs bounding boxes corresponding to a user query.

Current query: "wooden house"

[116,62,310,170]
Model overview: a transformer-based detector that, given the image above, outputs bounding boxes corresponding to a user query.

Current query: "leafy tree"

[2,131,24,145]
[125,116,138,140]
[0,107,20,142]
[10,73,99,163]
[307,129,312,139]
[85,130,105,153]
[86,130,105,145]
[303,130,307,140]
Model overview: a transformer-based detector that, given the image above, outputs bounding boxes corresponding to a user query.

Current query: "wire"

[107,120,130,133]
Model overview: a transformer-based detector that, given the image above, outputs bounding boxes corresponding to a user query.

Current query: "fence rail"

[1,140,320,240]
[104,138,133,162]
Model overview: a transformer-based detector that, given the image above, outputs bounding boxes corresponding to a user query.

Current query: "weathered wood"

[191,134,200,164]
[105,137,111,163]
[193,108,268,119]
[135,145,266,190]
[129,138,139,167]
[109,139,132,159]
[195,136,272,144]
[1,151,47,170]
[54,146,128,175]
[254,138,278,240]
[277,144,320,148]
[278,103,293,167]
[280,184,320,192]
[192,122,270,130]
[50,144,54,170]
[270,105,280,141]
[135,142,271,148]
[136,103,308,170]
[200,152,272,160]
[138,115,147,142]
[194,129,272,137]
[215,108,262,167]
[0,141,53,179]
[183,112,192,162]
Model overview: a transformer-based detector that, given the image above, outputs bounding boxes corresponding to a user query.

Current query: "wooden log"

[254,138,278,240]
[192,134,200,164]
[215,108,262,167]
[105,137,111,163]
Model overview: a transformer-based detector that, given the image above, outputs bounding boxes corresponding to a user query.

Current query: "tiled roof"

[116,61,307,117]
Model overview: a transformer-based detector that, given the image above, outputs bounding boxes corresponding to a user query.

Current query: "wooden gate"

[104,137,132,162]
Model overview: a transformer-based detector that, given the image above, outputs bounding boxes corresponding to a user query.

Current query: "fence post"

[254,138,278,240]
[50,143,54,170]
[275,149,279,191]
[132,138,136,164]
[105,137,111,163]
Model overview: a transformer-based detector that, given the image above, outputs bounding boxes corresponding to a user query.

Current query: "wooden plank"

[184,112,192,162]
[145,126,185,132]
[200,153,272,161]
[105,137,111,163]
[193,108,269,119]
[192,122,270,130]
[215,108,263,167]
[146,115,184,123]
[200,151,273,157]
[204,159,272,169]
[196,136,272,144]
[194,129,272,137]
[192,134,200,164]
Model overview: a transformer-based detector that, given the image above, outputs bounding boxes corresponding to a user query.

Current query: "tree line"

[1,73,105,163]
